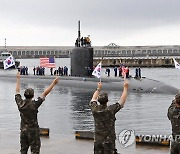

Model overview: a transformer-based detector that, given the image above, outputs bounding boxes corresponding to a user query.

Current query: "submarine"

[68,20,179,95]
[1,21,179,95]
[0,73,178,95]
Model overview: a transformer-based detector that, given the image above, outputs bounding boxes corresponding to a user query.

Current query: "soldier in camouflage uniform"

[168,92,180,154]
[15,72,58,154]
[90,80,128,154]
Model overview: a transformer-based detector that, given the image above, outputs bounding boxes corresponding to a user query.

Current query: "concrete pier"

[94,57,180,67]
[0,131,169,154]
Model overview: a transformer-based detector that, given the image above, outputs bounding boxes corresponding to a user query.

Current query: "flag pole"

[100,61,102,83]
[123,74,126,81]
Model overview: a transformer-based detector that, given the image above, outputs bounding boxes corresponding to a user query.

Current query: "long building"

[1,43,180,58]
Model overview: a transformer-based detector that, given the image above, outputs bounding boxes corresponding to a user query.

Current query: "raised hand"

[16,72,20,79]
[53,77,59,85]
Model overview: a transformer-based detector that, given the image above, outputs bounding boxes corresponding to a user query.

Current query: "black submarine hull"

[1,74,179,94]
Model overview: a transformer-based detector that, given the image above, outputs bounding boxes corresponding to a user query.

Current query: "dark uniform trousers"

[20,129,41,154]
[15,94,44,154]
[171,141,180,154]
[94,141,118,154]
[90,101,122,154]
[168,101,180,154]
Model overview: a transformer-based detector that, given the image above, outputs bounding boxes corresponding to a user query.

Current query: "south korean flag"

[173,58,180,71]
[3,55,15,69]
[92,62,102,78]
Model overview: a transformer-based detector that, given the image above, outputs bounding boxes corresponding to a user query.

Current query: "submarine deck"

[0,73,179,94]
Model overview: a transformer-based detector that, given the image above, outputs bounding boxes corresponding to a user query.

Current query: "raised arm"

[119,80,129,107]
[91,82,102,101]
[16,72,20,94]
[41,77,59,98]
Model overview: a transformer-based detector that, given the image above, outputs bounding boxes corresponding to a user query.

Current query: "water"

[0,58,180,137]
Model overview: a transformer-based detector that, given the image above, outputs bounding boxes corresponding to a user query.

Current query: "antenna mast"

[78,20,81,47]
[5,38,6,49]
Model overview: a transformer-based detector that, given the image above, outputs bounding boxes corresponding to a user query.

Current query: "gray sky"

[0,0,180,46]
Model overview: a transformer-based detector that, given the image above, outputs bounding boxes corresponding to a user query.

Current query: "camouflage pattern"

[175,93,180,104]
[94,140,118,154]
[20,128,40,154]
[168,100,180,154]
[90,100,122,153]
[170,140,180,154]
[15,93,45,154]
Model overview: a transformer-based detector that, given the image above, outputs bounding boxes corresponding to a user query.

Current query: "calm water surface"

[0,58,180,137]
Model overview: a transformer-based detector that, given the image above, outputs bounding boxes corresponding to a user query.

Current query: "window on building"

[59,51,62,55]
[137,50,141,54]
[163,50,167,54]
[111,51,115,54]
[39,51,42,55]
[173,49,178,53]
[51,51,54,55]
[158,50,162,54]
[31,51,34,55]
[117,50,121,55]
[108,50,111,55]
[127,50,131,55]
[47,51,50,55]
[147,50,151,54]
[13,51,17,55]
[168,50,172,53]
[132,50,135,54]
[122,50,126,54]
[101,50,104,55]
[26,51,29,55]
[142,50,146,54]
[152,50,157,54]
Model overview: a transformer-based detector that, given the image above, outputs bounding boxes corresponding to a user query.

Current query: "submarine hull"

[1,74,179,94]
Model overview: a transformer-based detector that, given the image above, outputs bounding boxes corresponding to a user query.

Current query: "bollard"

[75,131,170,146]
[75,131,94,140]
[40,128,49,136]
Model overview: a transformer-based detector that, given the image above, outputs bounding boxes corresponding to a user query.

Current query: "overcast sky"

[0,0,180,46]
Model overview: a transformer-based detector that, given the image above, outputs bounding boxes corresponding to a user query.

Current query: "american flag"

[40,57,55,68]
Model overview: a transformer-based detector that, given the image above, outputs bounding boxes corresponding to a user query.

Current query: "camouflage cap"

[24,88,34,97]
[175,92,180,103]
[98,92,108,104]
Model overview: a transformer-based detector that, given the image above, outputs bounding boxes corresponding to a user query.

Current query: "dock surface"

[0,131,169,154]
